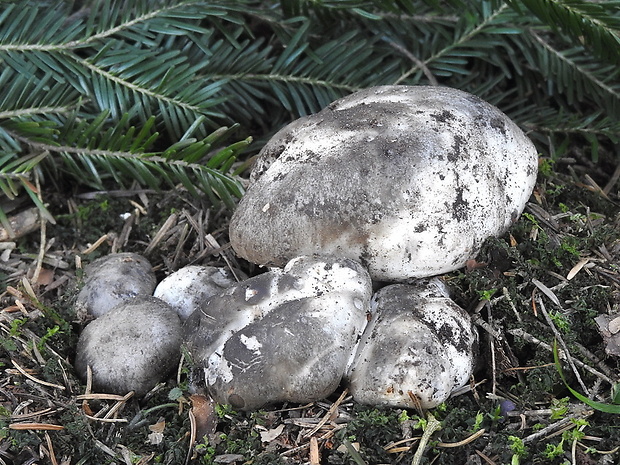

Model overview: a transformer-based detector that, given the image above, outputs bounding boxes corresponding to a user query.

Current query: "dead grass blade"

[11,359,65,390]
[9,422,64,430]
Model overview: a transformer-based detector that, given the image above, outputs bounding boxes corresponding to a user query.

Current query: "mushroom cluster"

[73,256,240,396]
[74,85,538,410]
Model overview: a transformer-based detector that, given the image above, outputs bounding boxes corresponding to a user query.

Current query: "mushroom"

[75,296,182,396]
[153,265,244,322]
[346,279,477,409]
[230,85,538,281]
[74,253,156,318]
[183,255,372,410]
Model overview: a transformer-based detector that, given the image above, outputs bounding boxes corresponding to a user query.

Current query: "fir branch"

[0,106,77,120]
[1,97,250,210]
[527,29,620,114]
[1,0,619,220]
[394,3,513,84]
[73,54,213,117]
[0,0,231,50]
[212,73,360,95]
[515,0,620,64]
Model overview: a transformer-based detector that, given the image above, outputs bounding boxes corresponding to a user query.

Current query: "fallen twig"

[522,406,593,444]
[411,412,441,465]
[44,431,59,465]
[437,428,486,448]
[303,389,348,438]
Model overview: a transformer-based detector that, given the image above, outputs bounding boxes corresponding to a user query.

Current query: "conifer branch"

[0,106,77,119]
[0,0,618,220]
[528,29,620,102]
[211,73,360,93]
[395,3,511,84]
[74,55,208,115]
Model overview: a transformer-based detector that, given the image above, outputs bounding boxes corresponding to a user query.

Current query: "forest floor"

[1,149,620,465]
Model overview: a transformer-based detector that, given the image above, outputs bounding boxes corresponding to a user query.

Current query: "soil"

[1,151,619,465]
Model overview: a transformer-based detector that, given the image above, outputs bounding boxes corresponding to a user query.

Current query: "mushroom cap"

[230,86,538,281]
[75,253,156,318]
[346,279,477,409]
[153,265,242,321]
[74,296,182,396]
[183,255,372,410]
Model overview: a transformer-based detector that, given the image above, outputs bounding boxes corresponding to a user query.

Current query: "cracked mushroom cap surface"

[183,255,372,410]
[230,85,538,281]
[75,296,182,396]
[74,252,156,318]
[346,279,477,409]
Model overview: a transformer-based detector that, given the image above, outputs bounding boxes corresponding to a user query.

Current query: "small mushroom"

[75,296,182,396]
[75,253,156,318]
[183,255,372,410]
[346,279,477,409]
[154,265,243,321]
[230,85,538,281]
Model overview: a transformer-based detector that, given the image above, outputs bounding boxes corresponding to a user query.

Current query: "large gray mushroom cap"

[75,296,182,396]
[346,279,477,409]
[230,86,538,281]
[183,255,372,410]
[74,253,156,318]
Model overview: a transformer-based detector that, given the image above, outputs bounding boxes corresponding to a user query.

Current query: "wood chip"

[610,316,620,335]
[0,207,40,241]
[309,437,320,465]
[566,258,589,280]
[259,423,285,443]
[190,394,217,442]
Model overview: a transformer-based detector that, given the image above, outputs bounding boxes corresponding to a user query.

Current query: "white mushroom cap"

[346,279,477,409]
[74,296,182,396]
[153,265,243,322]
[74,253,156,318]
[183,255,372,410]
[230,86,538,281]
